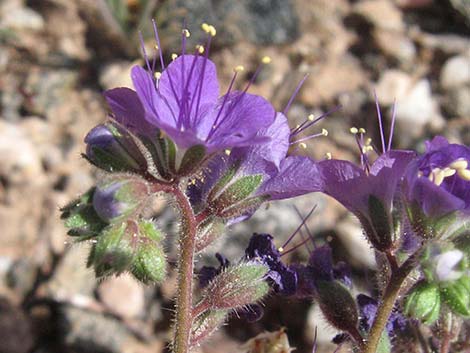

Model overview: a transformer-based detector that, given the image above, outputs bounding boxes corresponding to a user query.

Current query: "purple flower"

[404,136,470,218]
[189,112,323,223]
[106,53,276,153]
[357,294,406,334]
[245,233,298,296]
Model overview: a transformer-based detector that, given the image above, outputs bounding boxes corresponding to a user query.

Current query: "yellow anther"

[322,128,328,136]
[325,152,332,160]
[365,138,372,146]
[295,124,301,129]
[457,168,470,181]
[299,142,307,149]
[442,167,456,178]
[208,25,216,37]
[307,114,315,121]
[225,149,231,156]
[182,29,191,38]
[154,44,159,50]
[428,170,436,182]
[449,158,468,170]
[171,53,178,61]
[196,45,205,54]
[278,247,284,253]
[154,71,162,79]
[417,171,423,177]
[359,128,366,134]
[350,127,358,134]
[201,23,210,32]
[261,56,272,64]
[233,65,245,73]
[433,169,445,186]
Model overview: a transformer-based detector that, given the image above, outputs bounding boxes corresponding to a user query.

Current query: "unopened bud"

[61,187,107,238]
[315,280,359,332]
[441,276,470,317]
[131,220,167,284]
[84,122,147,173]
[404,281,441,324]
[93,176,149,223]
[90,222,135,278]
[195,217,225,253]
[190,310,228,346]
[202,262,269,310]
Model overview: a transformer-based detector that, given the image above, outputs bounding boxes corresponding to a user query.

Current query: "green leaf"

[441,277,470,317]
[214,175,263,210]
[404,281,441,324]
[207,161,241,202]
[178,144,206,176]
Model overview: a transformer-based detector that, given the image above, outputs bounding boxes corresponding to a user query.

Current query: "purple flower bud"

[85,122,148,173]
[434,249,465,282]
[92,176,149,222]
[404,136,470,219]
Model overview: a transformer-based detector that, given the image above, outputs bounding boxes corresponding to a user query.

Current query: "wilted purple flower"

[404,136,470,218]
[104,23,276,154]
[317,102,416,251]
[292,245,352,298]
[198,253,230,288]
[245,233,298,296]
[357,294,406,334]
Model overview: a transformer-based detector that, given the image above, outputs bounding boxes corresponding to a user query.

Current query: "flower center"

[419,158,470,186]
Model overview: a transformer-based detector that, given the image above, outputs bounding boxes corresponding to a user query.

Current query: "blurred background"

[0,0,468,352]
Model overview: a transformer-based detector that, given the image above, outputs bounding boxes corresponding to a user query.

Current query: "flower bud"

[190,310,228,346]
[195,216,225,253]
[84,122,147,173]
[202,262,270,310]
[90,222,135,278]
[60,187,107,238]
[131,220,167,284]
[441,276,470,317]
[404,281,441,324]
[315,280,359,333]
[92,176,149,223]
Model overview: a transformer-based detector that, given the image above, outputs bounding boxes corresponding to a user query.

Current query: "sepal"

[190,309,228,346]
[195,216,225,253]
[441,276,470,317]
[404,281,441,324]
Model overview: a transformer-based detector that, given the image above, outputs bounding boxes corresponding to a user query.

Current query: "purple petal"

[203,91,276,152]
[425,135,449,152]
[104,87,156,134]
[258,156,323,200]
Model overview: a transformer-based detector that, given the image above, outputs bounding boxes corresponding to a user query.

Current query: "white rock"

[354,0,404,32]
[375,70,413,105]
[440,55,470,90]
[1,6,44,31]
[98,274,146,319]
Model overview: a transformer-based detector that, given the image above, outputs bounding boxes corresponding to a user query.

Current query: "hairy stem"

[363,250,421,353]
[172,187,198,353]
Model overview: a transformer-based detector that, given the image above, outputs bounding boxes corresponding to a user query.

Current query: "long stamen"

[290,129,328,145]
[138,31,152,74]
[374,91,386,154]
[280,236,313,257]
[152,19,165,70]
[206,67,243,141]
[387,99,397,151]
[280,206,316,250]
[283,74,309,116]
[291,106,341,137]
[194,31,213,121]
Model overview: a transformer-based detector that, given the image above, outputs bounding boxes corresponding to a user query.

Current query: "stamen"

[433,169,445,186]
[224,149,231,156]
[201,23,216,37]
[282,74,309,115]
[138,31,152,74]
[358,128,366,134]
[449,158,468,170]
[291,106,340,137]
[442,168,456,177]
[387,99,397,151]
[233,65,245,73]
[151,19,165,70]
[154,72,161,79]
[281,206,316,250]
[261,56,272,64]
[374,91,386,154]
[182,28,190,37]
[299,142,307,149]
[308,114,315,121]
[195,44,205,54]
[171,53,178,61]
[457,168,470,181]
[289,129,328,145]
[325,152,332,160]
[350,127,358,134]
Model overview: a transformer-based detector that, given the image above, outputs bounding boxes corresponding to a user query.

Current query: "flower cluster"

[61,21,470,353]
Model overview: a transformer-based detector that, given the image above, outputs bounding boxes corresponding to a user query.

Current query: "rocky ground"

[0,0,468,352]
